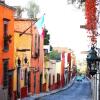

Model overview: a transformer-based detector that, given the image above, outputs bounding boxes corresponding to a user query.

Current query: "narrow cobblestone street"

[0,1,99,100]
[23,77,92,100]
[36,77,92,100]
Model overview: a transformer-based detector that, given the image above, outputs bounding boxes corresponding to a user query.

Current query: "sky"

[5,0,89,61]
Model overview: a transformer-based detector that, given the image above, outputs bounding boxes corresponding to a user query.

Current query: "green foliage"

[25,0,40,18]
[50,45,53,51]
[49,50,61,61]
[44,28,50,45]
[67,0,85,9]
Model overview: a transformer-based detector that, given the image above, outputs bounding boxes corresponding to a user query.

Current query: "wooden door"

[8,72,13,100]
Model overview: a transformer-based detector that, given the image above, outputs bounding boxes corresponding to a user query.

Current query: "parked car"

[81,74,85,79]
[76,75,83,81]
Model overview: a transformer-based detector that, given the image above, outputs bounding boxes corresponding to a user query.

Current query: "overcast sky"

[5,0,89,61]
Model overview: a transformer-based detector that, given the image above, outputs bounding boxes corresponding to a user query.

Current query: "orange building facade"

[30,20,44,95]
[0,2,15,100]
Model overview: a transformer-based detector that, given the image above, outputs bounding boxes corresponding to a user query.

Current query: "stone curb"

[34,77,76,100]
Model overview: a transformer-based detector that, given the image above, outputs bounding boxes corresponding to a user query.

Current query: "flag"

[35,15,45,37]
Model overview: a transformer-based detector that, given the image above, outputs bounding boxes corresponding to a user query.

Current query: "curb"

[35,77,76,100]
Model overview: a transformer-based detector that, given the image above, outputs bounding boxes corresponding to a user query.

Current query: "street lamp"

[86,46,98,76]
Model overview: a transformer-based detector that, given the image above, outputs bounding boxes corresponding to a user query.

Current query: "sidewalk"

[22,77,76,100]
[90,73,99,100]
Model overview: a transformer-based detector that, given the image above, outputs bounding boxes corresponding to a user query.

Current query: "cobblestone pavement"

[36,77,92,100]
[22,77,75,100]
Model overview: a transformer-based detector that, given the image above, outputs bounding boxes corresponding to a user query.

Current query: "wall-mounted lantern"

[86,46,100,76]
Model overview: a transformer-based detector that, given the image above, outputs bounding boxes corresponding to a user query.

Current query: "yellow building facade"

[14,31,32,88]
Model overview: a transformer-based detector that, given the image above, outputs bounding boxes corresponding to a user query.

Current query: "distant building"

[53,47,76,83]
[44,59,61,91]
[43,47,75,91]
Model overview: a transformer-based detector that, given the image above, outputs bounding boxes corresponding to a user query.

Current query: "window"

[38,35,40,55]
[53,75,55,84]
[34,34,37,52]
[24,57,28,64]
[3,59,9,88]
[49,74,51,88]
[4,20,8,35]
[3,19,10,51]
[35,34,39,54]
[33,34,40,58]
[57,73,60,83]
[17,57,21,66]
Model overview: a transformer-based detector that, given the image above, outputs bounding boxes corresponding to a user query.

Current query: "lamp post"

[96,48,100,100]
[86,46,100,100]
[86,46,98,76]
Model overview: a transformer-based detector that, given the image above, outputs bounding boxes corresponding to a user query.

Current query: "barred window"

[35,34,37,53]
[33,34,40,58]
[3,18,10,51]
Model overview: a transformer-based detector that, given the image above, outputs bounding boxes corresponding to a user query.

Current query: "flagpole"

[19,19,37,36]
[19,14,45,36]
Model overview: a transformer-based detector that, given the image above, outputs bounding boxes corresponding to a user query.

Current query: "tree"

[25,0,40,18]
[67,0,85,4]
[44,28,50,45]
[14,6,24,18]
[49,50,61,61]
[67,0,85,9]
[50,45,53,51]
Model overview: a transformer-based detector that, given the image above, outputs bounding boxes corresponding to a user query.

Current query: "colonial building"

[0,1,15,100]
[14,18,33,99]
[53,47,76,84]
[14,18,44,99]
[44,59,61,91]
